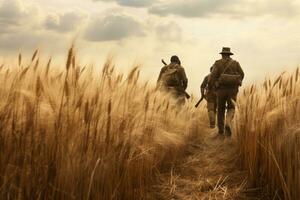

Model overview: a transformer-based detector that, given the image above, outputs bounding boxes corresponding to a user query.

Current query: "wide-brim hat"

[219,47,234,55]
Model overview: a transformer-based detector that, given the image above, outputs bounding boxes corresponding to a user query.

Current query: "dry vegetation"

[0,47,299,200]
[236,70,300,200]
[0,47,201,199]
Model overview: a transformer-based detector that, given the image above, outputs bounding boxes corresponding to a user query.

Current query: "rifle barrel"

[195,97,204,108]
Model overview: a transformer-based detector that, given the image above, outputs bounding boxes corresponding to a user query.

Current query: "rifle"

[161,59,167,66]
[195,96,205,108]
[161,59,190,99]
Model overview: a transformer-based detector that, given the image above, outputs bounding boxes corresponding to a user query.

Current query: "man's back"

[158,63,188,90]
[210,58,244,88]
[210,47,243,136]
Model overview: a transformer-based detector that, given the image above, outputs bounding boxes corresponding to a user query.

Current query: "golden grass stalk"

[0,47,203,199]
[31,49,39,62]
[236,69,300,200]
[1,46,298,200]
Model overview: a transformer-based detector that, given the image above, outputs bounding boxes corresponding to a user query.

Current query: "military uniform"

[157,60,188,105]
[201,74,217,128]
[209,48,244,135]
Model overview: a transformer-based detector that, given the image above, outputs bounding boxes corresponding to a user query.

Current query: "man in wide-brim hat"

[208,47,244,137]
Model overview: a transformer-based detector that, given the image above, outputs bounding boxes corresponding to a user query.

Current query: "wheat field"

[0,47,299,200]
[0,47,204,199]
[236,70,300,200]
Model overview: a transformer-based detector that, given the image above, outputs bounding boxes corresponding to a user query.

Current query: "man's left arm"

[179,67,188,90]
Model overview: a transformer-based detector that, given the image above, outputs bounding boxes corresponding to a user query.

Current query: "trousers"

[206,92,217,128]
[217,88,238,134]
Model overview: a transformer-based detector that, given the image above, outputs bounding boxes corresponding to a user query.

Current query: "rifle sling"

[221,60,234,75]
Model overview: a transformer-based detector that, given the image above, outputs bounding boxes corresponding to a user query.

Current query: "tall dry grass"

[235,69,300,199]
[0,48,203,199]
[2,47,299,200]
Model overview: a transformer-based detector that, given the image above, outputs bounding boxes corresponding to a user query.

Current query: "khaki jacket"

[209,58,244,89]
[157,62,188,91]
[201,74,216,99]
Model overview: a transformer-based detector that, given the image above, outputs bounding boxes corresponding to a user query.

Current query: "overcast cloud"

[44,11,87,33]
[149,0,232,18]
[92,0,300,18]
[0,0,299,93]
[85,14,145,41]
[94,0,155,7]
[149,0,300,18]
[155,21,182,42]
[0,0,86,52]
[0,0,40,33]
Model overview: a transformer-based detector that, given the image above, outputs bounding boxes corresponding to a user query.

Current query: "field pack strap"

[221,60,234,75]
[164,68,178,75]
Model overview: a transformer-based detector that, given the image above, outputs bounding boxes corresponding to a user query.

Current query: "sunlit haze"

[0,0,299,93]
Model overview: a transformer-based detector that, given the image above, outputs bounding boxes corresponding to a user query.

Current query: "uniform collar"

[223,57,232,61]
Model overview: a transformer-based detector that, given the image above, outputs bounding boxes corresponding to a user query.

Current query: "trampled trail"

[151,131,263,200]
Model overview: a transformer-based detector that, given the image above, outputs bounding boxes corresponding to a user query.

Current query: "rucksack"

[218,60,242,86]
[160,65,181,87]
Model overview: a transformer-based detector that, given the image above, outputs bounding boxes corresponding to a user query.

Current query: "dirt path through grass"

[151,131,263,200]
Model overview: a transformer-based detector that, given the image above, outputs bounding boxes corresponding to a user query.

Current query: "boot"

[225,109,235,137]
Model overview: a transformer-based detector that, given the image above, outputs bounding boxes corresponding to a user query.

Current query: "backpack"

[218,60,242,86]
[160,65,181,87]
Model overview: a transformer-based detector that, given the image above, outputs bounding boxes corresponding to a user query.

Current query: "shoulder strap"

[164,66,178,75]
[221,60,234,75]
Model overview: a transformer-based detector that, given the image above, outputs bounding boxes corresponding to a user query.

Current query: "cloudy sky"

[0,0,299,93]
